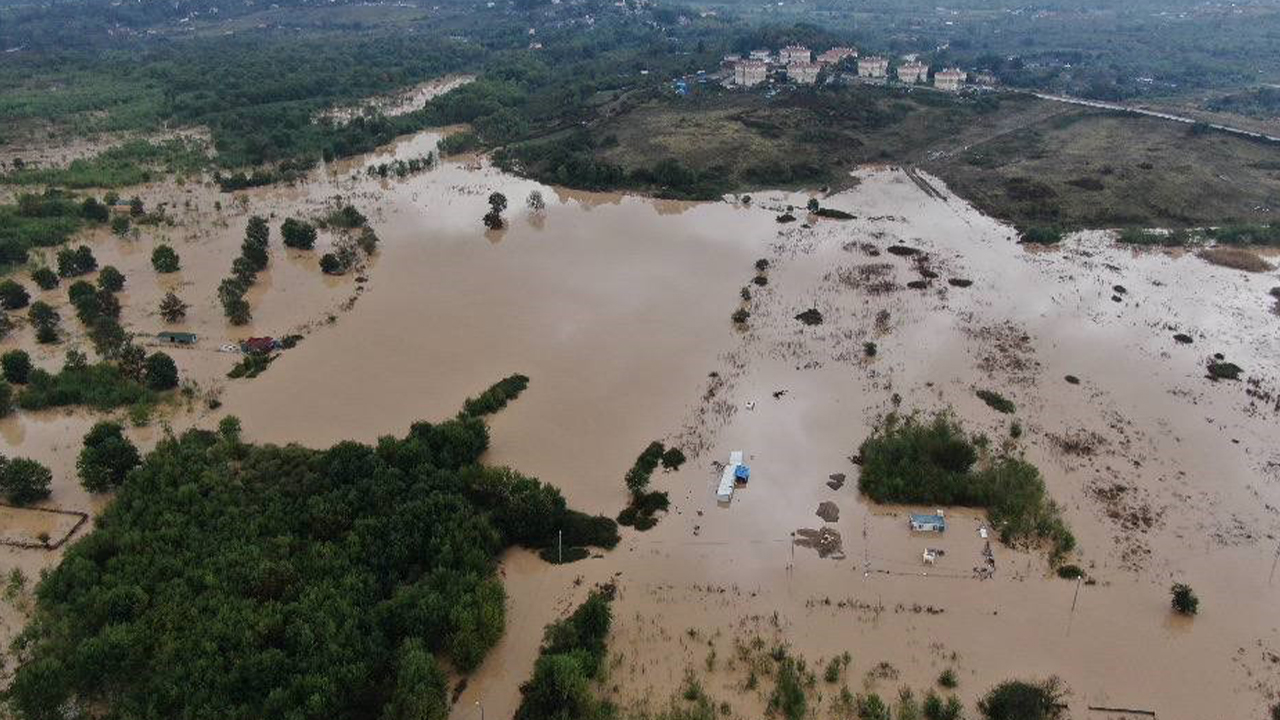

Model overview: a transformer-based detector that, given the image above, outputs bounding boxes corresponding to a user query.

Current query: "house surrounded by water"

[909,512,947,532]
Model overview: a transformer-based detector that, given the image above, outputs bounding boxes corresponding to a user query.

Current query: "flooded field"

[1,129,1278,720]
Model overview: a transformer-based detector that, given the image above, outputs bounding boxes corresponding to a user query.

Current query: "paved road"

[1030,92,1280,144]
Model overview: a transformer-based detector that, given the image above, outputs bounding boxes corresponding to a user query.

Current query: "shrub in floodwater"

[864,342,878,357]
[1207,361,1242,380]
[1019,226,1063,245]
[732,308,750,324]
[660,446,686,470]
[462,374,530,417]
[937,668,958,689]
[755,258,770,272]
[976,389,1016,414]
[923,691,964,720]
[977,677,1066,720]
[1056,564,1083,580]
[151,244,181,273]
[1171,583,1199,615]
[768,657,807,720]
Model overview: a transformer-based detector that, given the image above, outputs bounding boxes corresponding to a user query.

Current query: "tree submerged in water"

[484,191,508,229]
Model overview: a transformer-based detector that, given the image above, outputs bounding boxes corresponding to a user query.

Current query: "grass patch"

[1019,226,1063,245]
[2,139,209,188]
[1116,228,1191,246]
[1199,247,1273,272]
[858,412,1074,561]
[976,389,1016,414]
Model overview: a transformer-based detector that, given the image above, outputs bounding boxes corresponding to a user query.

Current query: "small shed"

[158,331,198,345]
[909,513,947,532]
[734,465,750,484]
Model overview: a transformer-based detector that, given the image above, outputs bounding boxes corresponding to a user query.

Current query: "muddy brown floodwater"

[2,128,1279,720]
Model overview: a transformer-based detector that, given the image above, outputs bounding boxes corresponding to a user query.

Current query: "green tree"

[77,421,141,493]
[144,352,179,390]
[97,266,125,293]
[129,196,145,217]
[0,279,30,310]
[110,215,130,236]
[1171,583,1199,615]
[281,218,317,249]
[246,215,270,246]
[158,292,189,323]
[28,301,60,344]
[0,457,53,506]
[80,197,109,223]
[319,253,342,274]
[30,267,58,290]
[977,678,1065,720]
[381,640,449,720]
[151,245,181,273]
[2,350,32,384]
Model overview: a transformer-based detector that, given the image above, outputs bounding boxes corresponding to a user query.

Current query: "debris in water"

[1173,333,1193,344]
[907,280,928,290]
[826,473,846,490]
[816,501,840,522]
[887,245,920,256]
[947,278,973,287]
[1065,375,1081,385]
[794,527,844,559]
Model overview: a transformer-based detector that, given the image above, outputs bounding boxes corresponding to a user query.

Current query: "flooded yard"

[1,130,1278,720]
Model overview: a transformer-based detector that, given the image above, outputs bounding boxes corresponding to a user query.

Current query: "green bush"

[976,389,1016,414]
[769,658,807,720]
[1171,583,1199,615]
[145,352,179,390]
[151,244,181,273]
[461,374,529,417]
[2,350,32,384]
[0,279,30,309]
[0,456,53,505]
[1207,361,1242,380]
[281,217,317,249]
[30,267,58,290]
[18,360,157,411]
[937,668,958,689]
[977,678,1065,720]
[1019,226,1063,244]
[97,265,125,293]
[77,421,141,493]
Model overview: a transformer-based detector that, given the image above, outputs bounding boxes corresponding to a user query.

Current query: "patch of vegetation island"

[948,278,973,288]
[461,373,529,417]
[618,440,675,531]
[795,308,824,326]
[6,385,618,719]
[1199,246,1273,272]
[514,585,616,720]
[1207,361,1243,380]
[858,412,1075,561]
[975,389,1017,414]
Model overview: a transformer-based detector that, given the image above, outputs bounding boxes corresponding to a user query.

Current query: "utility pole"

[1066,576,1082,636]
[476,700,484,720]
[558,530,562,564]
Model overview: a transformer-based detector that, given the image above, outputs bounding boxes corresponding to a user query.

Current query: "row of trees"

[219,216,270,324]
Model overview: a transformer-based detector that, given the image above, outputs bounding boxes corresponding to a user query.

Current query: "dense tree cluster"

[219,216,270,324]
[15,348,177,411]
[515,586,616,720]
[857,411,1075,560]
[6,381,617,720]
[0,190,89,269]
[77,421,141,493]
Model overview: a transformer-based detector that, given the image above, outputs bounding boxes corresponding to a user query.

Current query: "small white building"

[817,46,857,65]
[857,56,889,78]
[896,61,928,84]
[779,45,811,64]
[749,48,772,62]
[733,60,768,87]
[787,61,820,84]
[935,68,967,91]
